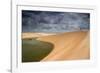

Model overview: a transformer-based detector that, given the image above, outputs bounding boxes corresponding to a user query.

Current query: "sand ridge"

[37,31,90,61]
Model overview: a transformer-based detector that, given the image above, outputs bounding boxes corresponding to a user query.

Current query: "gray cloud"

[22,10,90,33]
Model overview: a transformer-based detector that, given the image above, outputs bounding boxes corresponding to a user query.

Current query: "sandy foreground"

[22,31,90,61]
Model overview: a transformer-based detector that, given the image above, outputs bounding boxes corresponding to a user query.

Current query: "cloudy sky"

[22,10,90,33]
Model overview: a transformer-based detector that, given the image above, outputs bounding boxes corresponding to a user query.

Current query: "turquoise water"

[22,38,54,62]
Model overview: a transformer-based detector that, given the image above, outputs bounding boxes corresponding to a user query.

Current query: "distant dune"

[22,32,56,39]
[22,31,90,61]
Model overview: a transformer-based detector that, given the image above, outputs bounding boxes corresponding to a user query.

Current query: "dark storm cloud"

[22,10,90,33]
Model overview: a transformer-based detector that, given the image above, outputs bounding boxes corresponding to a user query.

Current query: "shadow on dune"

[22,38,54,62]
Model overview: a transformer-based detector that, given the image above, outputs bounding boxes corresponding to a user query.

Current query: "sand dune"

[22,32,56,39]
[22,31,90,61]
[37,31,90,61]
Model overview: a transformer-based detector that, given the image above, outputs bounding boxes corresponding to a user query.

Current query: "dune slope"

[36,31,90,61]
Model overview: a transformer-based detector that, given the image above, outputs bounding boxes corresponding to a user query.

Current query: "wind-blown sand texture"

[22,31,90,62]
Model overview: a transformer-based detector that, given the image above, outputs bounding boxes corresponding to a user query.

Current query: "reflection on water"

[22,38,54,62]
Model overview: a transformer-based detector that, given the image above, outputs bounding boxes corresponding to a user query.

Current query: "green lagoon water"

[22,38,54,62]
